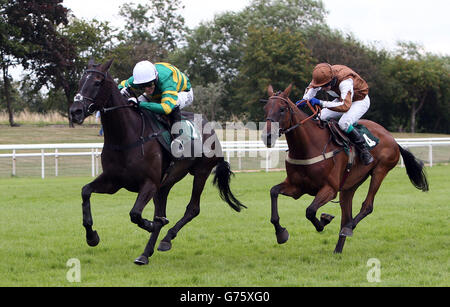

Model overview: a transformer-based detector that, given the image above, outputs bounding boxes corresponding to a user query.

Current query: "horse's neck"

[101,80,141,144]
[285,111,329,159]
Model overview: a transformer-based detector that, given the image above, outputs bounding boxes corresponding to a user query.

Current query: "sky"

[10,0,450,80]
[62,0,450,56]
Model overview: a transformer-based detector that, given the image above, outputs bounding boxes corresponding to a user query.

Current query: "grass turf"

[0,165,448,287]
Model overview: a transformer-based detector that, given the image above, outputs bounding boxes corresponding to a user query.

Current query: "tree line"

[1,0,449,133]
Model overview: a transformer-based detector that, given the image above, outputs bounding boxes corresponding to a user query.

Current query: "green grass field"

[0,166,448,287]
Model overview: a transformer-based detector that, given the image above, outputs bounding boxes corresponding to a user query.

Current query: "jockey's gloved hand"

[296,99,307,108]
[309,98,322,107]
[127,97,140,108]
[120,87,132,98]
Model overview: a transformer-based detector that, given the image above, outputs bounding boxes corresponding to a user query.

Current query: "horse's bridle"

[266,95,320,136]
[74,69,107,114]
[75,68,157,156]
[74,68,134,115]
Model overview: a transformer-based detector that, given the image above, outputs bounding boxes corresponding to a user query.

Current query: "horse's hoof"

[276,228,290,244]
[320,213,335,226]
[157,241,172,252]
[333,248,343,254]
[340,227,353,237]
[86,231,100,247]
[134,255,149,265]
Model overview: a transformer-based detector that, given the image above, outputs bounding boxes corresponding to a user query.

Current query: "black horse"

[70,59,246,265]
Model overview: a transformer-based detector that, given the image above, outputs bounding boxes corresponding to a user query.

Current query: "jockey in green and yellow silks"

[118,61,193,115]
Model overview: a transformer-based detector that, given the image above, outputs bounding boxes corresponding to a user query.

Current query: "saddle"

[323,119,379,190]
[323,119,379,153]
[325,119,352,150]
[140,109,172,153]
[140,107,203,159]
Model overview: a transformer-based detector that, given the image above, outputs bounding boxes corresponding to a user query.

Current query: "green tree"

[185,82,226,122]
[0,0,37,126]
[18,76,45,113]
[172,0,325,121]
[419,55,450,133]
[0,0,76,126]
[175,0,325,85]
[118,0,187,59]
[49,17,116,123]
[244,0,326,30]
[387,43,448,133]
[170,12,246,86]
[232,26,314,121]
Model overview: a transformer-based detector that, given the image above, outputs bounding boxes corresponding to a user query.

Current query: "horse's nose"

[70,105,85,124]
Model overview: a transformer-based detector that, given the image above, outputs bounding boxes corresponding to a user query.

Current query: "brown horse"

[262,84,428,253]
[69,59,246,265]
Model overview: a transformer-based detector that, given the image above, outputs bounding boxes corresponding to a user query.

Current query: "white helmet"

[133,60,158,84]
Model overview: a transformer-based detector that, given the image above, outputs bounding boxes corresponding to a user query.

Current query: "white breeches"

[319,95,370,132]
[138,88,194,110]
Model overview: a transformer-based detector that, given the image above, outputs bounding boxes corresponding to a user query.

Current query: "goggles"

[322,77,337,88]
[135,80,156,89]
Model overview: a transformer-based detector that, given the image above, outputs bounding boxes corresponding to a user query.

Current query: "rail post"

[12,149,16,177]
[41,149,45,179]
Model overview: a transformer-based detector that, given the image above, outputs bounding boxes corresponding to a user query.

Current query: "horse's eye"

[280,107,286,113]
[95,80,102,86]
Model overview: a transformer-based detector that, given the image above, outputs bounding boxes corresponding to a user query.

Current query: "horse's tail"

[213,158,247,212]
[398,144,429,192]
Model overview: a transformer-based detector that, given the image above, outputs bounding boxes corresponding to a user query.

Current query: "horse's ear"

[101,58,114,72]
[88,57,95,68]
[268,85,274,97]
[284,83,293,97]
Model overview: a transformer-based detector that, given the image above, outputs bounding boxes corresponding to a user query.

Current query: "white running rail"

[1,138,449,178]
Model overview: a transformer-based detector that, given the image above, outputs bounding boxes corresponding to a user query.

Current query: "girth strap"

[103,131,161,152]
[286,149,343,166]
[103,111,162,155]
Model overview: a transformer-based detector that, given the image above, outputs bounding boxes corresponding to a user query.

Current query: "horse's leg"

[353,167,388,229]
[129,180,164,265]
[129,181,158,234]
[81,173,121,247]
[305,185,337,232]
[334,188,356,253]
[270,181,303,244]
[158,171,210,252]
[135,207,169,265]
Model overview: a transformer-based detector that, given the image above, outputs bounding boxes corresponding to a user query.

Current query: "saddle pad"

[326,119,379,151]
[354,124,379,150]
[141,109,202,154]
[141,110,172,152]
[175,118,201,141]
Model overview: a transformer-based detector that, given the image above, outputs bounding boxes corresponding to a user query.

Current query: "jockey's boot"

[347,129,374,165]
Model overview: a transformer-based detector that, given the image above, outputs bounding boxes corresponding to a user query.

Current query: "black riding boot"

[347,129,374,165]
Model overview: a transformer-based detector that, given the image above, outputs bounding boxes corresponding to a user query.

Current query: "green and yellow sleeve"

[118,76,136,90]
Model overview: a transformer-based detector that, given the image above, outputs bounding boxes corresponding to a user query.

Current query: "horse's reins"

[267,95,320,136]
